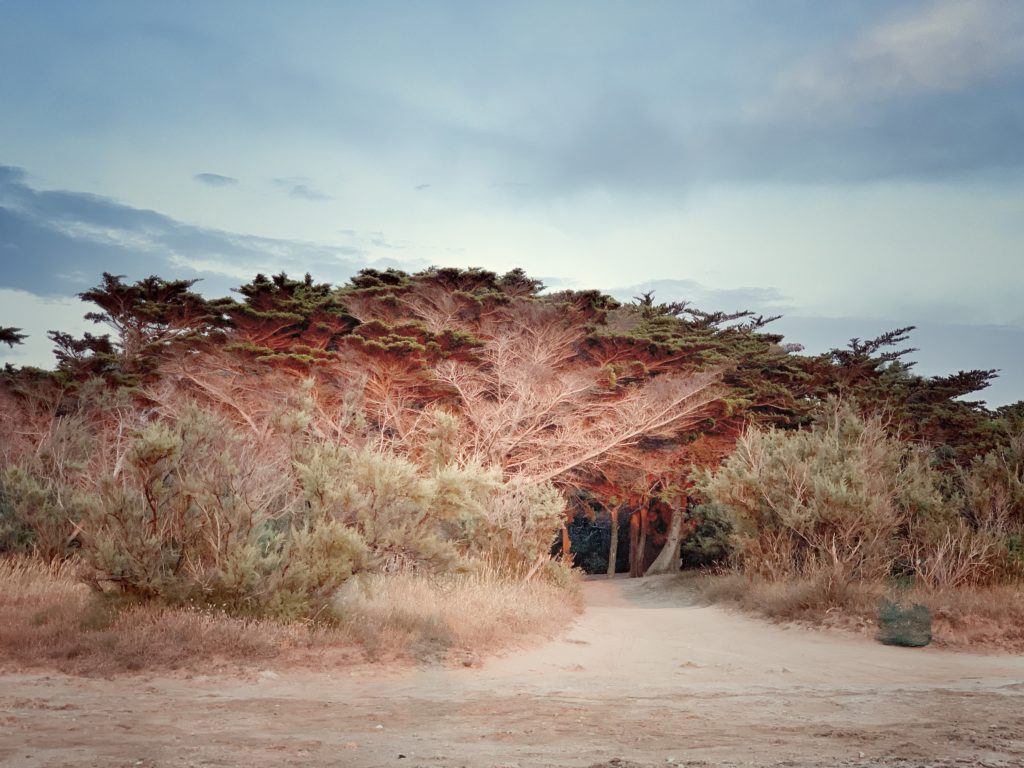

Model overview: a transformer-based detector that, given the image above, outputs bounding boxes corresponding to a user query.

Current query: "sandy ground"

[2,575,1024,768]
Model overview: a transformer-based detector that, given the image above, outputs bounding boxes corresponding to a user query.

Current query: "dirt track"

[2,576,1024,767]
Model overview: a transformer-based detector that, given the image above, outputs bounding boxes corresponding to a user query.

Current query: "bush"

[698,401,1024,589]
[0,410,96,560]
[937,429,1024,585]
[681,503,733,569]
[0,466,86,559]
[292,443,465,572]
[465,479,566,577]
[76,407,314,615]
[0,363,579,617]
[0,396,570,620]
[698,401,947,582]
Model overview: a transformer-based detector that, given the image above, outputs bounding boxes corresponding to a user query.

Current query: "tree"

[46,273,222,385]
[15,265,1014,584]
[0,327,26,347]
[212,272,355,364]
[815,328,999,463]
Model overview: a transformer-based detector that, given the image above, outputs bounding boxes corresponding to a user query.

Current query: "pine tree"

[0,327,26,347]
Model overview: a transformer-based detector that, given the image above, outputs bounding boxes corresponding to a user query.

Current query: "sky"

[0,0,1022,405]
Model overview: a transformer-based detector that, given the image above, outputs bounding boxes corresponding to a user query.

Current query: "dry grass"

[685,570,1024,653]
[0,557,309,675]
[686,571,884,632]
[915,583,1024,652]
[0,557,581,676]
[335,568,583,663]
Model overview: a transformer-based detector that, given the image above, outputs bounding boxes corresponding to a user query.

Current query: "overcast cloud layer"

[0,0,1021,404]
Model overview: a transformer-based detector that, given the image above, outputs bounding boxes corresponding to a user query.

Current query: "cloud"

[272,177,331,201]
[777,0,1024,108]
[415,183,431,190]
[0,165,26,184]
[497,1,1024,197]
[193,172,238,187]
[289,184,331,201]
[611,279,791,315]
[0,165,423,297]
[727,0,1024,182]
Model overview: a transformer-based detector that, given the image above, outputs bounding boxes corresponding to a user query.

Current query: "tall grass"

[688,570,1024,652]
[0,557,580,675]
[337,566,581,663]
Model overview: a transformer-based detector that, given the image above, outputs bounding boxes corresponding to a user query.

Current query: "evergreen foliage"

[0,327,26,347]
[680,503,733,569]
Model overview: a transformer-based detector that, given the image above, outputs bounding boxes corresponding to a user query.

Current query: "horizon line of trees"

[1,267,1021,595]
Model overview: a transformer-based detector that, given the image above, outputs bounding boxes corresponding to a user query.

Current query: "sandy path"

[2,576,1024,767]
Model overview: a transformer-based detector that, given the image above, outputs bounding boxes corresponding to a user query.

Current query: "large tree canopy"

[2,266,1017,575]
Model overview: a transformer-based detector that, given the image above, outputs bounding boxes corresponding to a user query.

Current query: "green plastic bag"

[876,599,932,647]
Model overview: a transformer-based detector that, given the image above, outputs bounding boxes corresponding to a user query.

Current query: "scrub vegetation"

[1,266,1022,671]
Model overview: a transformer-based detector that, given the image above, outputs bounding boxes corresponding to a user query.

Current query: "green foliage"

[261,520,368,620]
[927,429,1024,585]
[463,479,567,576]
[0,466,85,559]
[0,409,96,559]
[820,328,999,463]
[958,431,1024,533]
[0,327,26,347]
[681,503,733,569]
[52,273,224,385]
[292,443,465,570]
[214,271,354,359]
[44,405,362,619]
[291,440,565,576]
[697,401,948,581]
[698,400,1024,588]
[78,408,294,608]
[0,396,563,619]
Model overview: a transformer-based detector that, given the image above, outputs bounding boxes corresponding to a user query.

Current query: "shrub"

[959,431,1024,534]
[293,442,566,578]
[943,430,1024,583]
[0,466,86,559]
[0,411,96,560]
[698,402,1024,589]
[462,478,567,578]
[77,406,305,612]
[697,401,948,583]
[680,503,733,569]
[2,392,572,620]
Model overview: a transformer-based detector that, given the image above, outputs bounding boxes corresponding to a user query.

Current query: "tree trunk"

[645,496,686,576]
[607,506,619,576]
[629,511,642,577]
[630,509,649,578]
[561,525,572,564]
